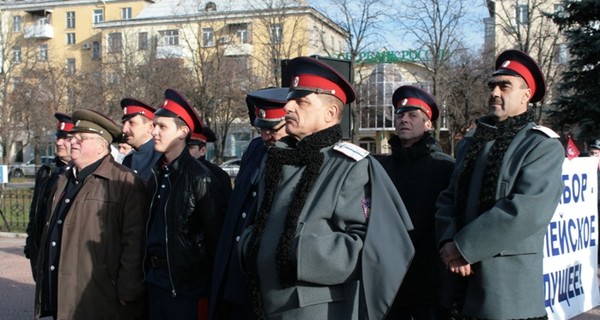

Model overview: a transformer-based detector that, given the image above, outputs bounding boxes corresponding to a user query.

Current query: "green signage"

[334,49,448,64]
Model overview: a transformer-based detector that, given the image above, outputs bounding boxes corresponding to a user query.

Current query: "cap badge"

[60,123,66,130]
[401,99,408,106]
[163,100,168,107]
[292,76,300,88]
[258,108,266,118]
[502,60,511,68]
[123,107,128,114]
[76,120,81,126]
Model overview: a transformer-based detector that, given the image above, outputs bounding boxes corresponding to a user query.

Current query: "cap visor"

[154,108,179,118]
[493,68,521,78]
[286,89,315,100]
[254,118,284,129]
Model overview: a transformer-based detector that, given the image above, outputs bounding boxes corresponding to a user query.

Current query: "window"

[93,9,104,23]
[39,44,48,61]
[359,137,377,154]
[139,32,149,50]
[231,24,249,44]
[270,24,282,43]
[159,30,179,46]
[516,5,529,25]
[12,16,21,32]
[66,11,75,29]
[66,32,76,45]
[66,58,76,75]
[108,33,123,52]
[554,43,569,64]
[202,28,214,47]
[12,47,22,64]
[205,2,217,12]
[121,7,132,20]
[92,41,101,60]
[330,36,334,49]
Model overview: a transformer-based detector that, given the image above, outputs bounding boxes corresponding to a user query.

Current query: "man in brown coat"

[34,109,147,319]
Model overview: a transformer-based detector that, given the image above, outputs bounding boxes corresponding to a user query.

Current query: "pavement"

[1,233,600,320]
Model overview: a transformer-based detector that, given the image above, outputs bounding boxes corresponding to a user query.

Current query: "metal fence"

[0,188,33,232]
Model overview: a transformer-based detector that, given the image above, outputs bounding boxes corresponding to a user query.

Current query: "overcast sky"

[309,0,490,53]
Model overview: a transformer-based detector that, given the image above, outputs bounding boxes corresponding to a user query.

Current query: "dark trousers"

[385,303,447,320]
[147,283,198,320]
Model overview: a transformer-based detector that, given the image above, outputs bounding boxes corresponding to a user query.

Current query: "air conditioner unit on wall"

[82,43,91,50]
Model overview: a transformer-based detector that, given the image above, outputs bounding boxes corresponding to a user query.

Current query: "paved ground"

[1,233,599,320]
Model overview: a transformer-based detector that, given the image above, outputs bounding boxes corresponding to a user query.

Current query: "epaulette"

[532,125,560,138]
[333,142,369,161]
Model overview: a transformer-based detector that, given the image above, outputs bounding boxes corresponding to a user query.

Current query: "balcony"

[24,24,54,39]
[224,43,252,56]
[156,45,186,59]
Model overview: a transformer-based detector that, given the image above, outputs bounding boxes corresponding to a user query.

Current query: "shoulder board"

[532,125,560,138]
[333,142,369,161]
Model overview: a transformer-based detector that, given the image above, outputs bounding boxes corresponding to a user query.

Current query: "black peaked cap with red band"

[285,56,356,104]
[54,112,74,137]
[120,98,156,122]
[190,126,217,145]
[246,87,289,129]
[392,85,439,122]
[155,88,202,133]
[493,49,546,103]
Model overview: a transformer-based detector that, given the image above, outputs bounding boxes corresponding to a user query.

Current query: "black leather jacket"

[145,149,224,298]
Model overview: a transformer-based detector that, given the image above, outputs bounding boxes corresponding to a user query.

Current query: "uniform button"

[161,184,165,188]
[164,174,169,177]
[242,212,247,219]
[51,241,56,247]
[134,170,138,173]
[157,195,161,199]
[50,265,55,271]
[57,220,63,225]
[65,198,70,203]
[235,236,240,242]
[252,191,257,197]
[75,181,79,185]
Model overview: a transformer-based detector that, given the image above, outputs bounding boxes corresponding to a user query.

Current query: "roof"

[136,0,306,19]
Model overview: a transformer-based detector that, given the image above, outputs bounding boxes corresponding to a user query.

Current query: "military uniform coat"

[122,138,162,182]
[210,137,265,319]
[34,156,148,320]
[435,121,564,319]
[239,134,414,319]
[377,134,454,307]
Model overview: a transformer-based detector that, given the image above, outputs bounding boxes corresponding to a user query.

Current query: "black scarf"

[389,132,438,161]
[455,110,534,228]
[245,124,342,319]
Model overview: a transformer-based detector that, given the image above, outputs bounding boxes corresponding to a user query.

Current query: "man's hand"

[439,241,473,277]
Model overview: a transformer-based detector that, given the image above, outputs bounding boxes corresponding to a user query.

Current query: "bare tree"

[315,0,390,143]
[392,0,472,141]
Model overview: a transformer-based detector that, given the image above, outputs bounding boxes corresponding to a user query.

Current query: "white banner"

[544,157,600,319]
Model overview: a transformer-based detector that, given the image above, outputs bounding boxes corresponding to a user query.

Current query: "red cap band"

[396,97,433,119]
[191,132,207,143]
[162,99,195,132]
[57,121,74,132]
[293,74,348,104]
[255,107,286,120]
[123,106,154,120]
[499,60,536,99]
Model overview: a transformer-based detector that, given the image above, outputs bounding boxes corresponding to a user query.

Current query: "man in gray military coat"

[436,50,564,319]
[238,56,414,320]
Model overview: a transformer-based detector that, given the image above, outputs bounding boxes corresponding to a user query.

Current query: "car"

[10,156,54,178]
[219,158,241,178]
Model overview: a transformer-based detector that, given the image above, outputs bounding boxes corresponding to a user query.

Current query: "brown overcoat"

[34,156,147,320]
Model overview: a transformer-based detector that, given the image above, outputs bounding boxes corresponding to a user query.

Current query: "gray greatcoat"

[34,156,147,319]
[239,136,414,319]
[436,120,564,319]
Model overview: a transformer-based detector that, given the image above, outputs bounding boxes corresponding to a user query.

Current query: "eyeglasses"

[260,121,286,135]
[66,134,102,143]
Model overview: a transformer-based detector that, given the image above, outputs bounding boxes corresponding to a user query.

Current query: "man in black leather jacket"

[145,88,225,320]
[24,112,73,280]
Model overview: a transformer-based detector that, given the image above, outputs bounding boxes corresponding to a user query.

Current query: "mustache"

[489,98,503,106]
